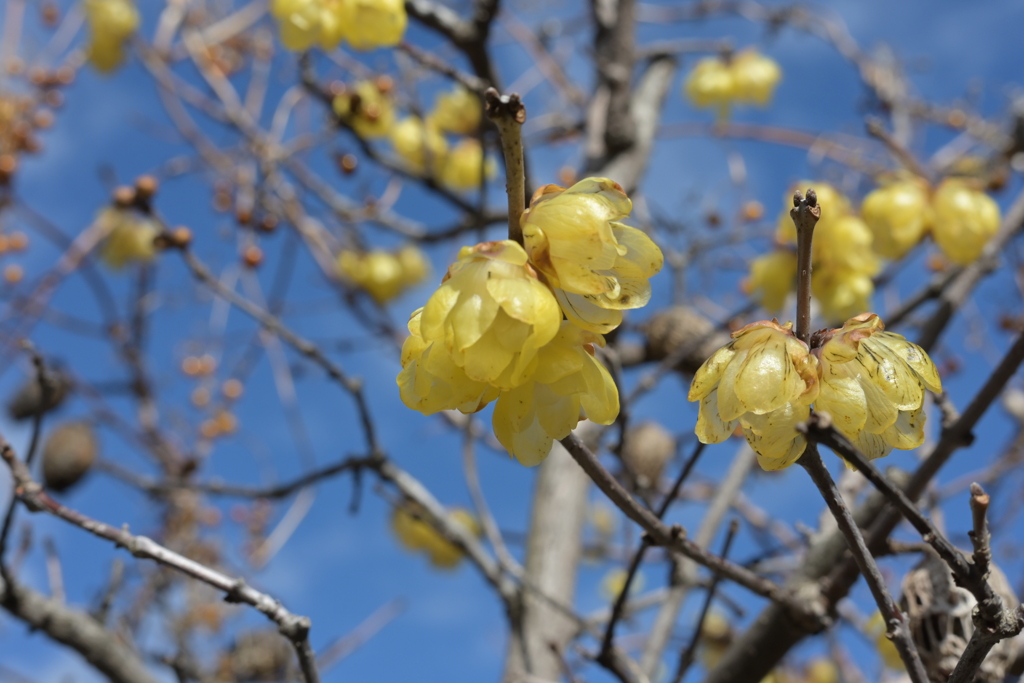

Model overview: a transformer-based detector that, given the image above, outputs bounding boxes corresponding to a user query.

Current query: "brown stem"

[789,188,820,344]
[798,447,930,683]
[484,88,527,245]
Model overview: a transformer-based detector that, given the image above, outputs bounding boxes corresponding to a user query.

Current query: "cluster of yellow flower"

[332,83,496,192]
[746,179,1001,320]
[390,502,481,569]
[862,175,1000,265]
[97,207,159,269]
[270,0,406,52]
[684,49,782,118]
[398,178,664,465]
[335,243,430,303]
[689,313,941,470]
[84,0,140,73]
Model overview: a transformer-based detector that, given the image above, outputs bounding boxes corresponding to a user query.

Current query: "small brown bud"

[557,166,577,187]
[182,356,202,376]
[375,75,394,94]
[3,264,23,284]
[200,419,220,440]
[216,410,238,434]
[198,354,217,375]
[113,186,136,208]
[134,175,159,200]
[55,66,75,86]
[6,58,24,76]
[43,90,63,108]
[8,232,28,251]
[28,67,48,87]
[235,206,253,225]
[259,214,278,233]
[168,226,192,248]
[242,245,263,268]
[191,386,211,407]
[42,421,98,492]
[222,379,244,400]
[328,80,346,97]
[741,200,764,222]
[947,109,967,129]
[339,153,358,174]
[41,2,60,27]
[32,108,54,129]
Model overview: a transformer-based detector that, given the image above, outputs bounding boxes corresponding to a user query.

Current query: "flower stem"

[484,88,527,245]
[789,189,820,344]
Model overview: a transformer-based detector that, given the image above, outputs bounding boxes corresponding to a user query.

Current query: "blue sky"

[2,1,1024,681]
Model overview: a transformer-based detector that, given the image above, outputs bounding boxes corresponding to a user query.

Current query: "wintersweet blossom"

[336,244,429,303]
[391,503,481,569]
[270,0,333,51]
[492,322,619,466]
[860,178,932,260]
[813,313,941,460]
[440,139,497,192]
[390,117,448,176]
[689,320,819,470]
[931,179,1001,265]
[684,57,735,114]
[98,208,158,269]
[84,0,139,73]
[343,0,407,51]
[332,80,395,139]
[419,240,561,389]
[730,50,782,106]
[427,86,482,135]
[745,250,797,312]
[397,309,499,415]
[521,178,663,334]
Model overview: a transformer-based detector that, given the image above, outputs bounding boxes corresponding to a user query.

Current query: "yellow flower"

[492,322,619,466]
[270,0,324,52]
[731,50,782,106]
[860,178,932,260]
[813,313,941,460]
[84,0,139,73]
[332,80,395,139]
[521,178,663,334]
[931,179,1000,265]
[98,208,158,269]
[396,244,430,288]
[688,320,819,470]
[684,57,735,115]
[865,612,904,670]
[342,0,407,50]
[427,86,482,135]
[397,308,500,415]
[600,567,644,601]
[440,139,496,191]
[390,116,448,176]
[811,268,874,323]
[337,249,402,303]
[745,250,797,312]
[698,611,733,670]
[419,240,561,389]
[391,503,481,569]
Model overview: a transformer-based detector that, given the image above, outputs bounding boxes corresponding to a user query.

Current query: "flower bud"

[931,179,1000,265]
[860,178,931,260]
[684,57,735,113]
[730,50,782,106]
[427,86,482,135]
[439,139,496,191]
[389,117,448,176]
[332,80,395,139]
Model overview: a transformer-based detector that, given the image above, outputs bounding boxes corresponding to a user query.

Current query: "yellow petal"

[696,389,737,443]
[732,336,800,415]
[688,343,737,402]
[610,224,664,279]
[554,289,623,334]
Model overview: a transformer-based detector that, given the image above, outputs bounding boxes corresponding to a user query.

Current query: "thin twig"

[484,88,527,245]
[790,189,820,344]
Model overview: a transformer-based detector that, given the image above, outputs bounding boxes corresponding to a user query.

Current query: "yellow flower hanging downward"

[84,0,140,73]
[860,178,932,260]
[931,179,1000,265]
[813,313,941,460]
[492,322,619,466]
[332,80,395,139]
[336,244,429,304]
[419,240,562,389]
[688,320,819,470]
[343,0,407,51]
[98,208,158,269]
[521,178,663,334]
[391,502,481,569]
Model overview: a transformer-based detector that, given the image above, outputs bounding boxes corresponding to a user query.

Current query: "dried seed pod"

[7,368,71,420]
[621,421,675,488]
[900,548,1023,682]
[641,306,731,375]
[217,629,294,682]
[42,421,97,492]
